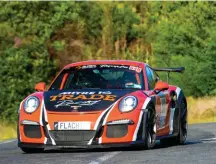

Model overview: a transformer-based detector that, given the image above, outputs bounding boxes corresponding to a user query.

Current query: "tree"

[153,2,216,96]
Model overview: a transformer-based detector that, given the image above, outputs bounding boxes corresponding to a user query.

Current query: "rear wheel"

[160,100,187,146]
[144,106,156,149]
[176,100,188,145]
[176,118,188,145]
[20,147,44,154]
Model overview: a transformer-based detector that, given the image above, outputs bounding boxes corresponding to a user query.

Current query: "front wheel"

[144,107,156,149]
[176,101,188,145]
[20,147,44,154]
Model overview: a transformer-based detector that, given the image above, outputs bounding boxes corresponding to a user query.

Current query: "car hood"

[43,89,136,112]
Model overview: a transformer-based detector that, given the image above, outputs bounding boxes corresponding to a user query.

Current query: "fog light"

[21,120,40,125]
[107,119,134,125]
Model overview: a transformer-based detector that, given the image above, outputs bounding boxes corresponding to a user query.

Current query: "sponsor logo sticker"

[54,121,91,130]
[50,94,116,102]
[54,100,101,108]
[129,66,142,73]
[49,91,117,109]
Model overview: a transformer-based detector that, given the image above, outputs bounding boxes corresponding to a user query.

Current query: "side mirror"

[154,81,169,93]
[35,82,46,92]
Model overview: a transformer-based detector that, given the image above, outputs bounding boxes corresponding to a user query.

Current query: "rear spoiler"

[153,67,185,83]
[153,67,185,73]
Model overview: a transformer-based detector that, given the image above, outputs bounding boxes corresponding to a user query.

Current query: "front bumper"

[18,105,148,148]
[18,140,145,149]
[18,123,133,145]
[18,119,147,149]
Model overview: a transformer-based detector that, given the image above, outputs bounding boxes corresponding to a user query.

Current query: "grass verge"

[0,123,16,141]
[187,96,216,124]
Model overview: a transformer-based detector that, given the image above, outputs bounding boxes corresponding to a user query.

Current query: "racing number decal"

[159,97,167,128]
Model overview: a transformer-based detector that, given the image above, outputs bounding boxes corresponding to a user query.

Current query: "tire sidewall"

[178,100,188,144]
[144,107,156,149]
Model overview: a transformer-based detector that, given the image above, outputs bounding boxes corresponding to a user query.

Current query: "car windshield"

[49,64,144,90]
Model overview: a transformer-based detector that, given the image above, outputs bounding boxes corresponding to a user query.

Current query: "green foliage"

[0,1,215,122]
[153,2,216,96]
[0,46,55,123]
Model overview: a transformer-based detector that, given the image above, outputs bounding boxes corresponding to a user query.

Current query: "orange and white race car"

[17,60,187,153]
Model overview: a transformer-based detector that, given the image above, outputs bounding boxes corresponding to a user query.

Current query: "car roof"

[64,60,146,69]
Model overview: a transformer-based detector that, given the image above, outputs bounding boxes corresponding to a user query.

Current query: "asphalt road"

[1,123,216,164]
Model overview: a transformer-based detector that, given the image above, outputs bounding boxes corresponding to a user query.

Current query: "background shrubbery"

[0,1,216,124]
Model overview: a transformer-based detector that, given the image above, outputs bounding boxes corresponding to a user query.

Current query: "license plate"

[54,121,91,130]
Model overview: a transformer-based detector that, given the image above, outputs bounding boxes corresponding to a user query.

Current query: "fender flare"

[171,87,187,136]
[133,97,156,142]
[175,87,187,119]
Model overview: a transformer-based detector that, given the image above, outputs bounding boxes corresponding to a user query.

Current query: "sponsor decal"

[81,65,96,69]
[50,94,116,102]
[44,89,136,112]
[159,97,168,128]
[54,121,91,130]
[100,65,129,69]
[50,91,117,109]
[129,66,142,73]
[59,91,112,95]
[125,83,142,89]
[169,107,175,134]
[54,100,101,108]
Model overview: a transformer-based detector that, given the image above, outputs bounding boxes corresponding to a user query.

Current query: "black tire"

[160,100,187,146]
[20,147,44,154]
[144,106,156,149]
[176,100,188,145]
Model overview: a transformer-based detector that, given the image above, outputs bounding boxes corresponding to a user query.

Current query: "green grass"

[0,123,16,141]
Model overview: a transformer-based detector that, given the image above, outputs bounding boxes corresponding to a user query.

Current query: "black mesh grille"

[50,130,95,142]
[23,125,42,138]
[106,125,128,138]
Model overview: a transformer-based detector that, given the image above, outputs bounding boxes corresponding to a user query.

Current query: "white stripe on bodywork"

[87,103,115,145]
[175,87,181,99]
[132,110,144,141]
[39,100,44,126]
[40,100,48,144]
[18,101,24,142]
[142,97,151,111]
[169,87,181,134]
[98,137,102,144]
[18,100,24,114]
[169,108,175,135]
[43,102,56,145]
[94,104,114,130]
[102,101,118,126]
[98,101,118,144]
[87,138,94,145]
[44,137,47,144]
[132,97,151,141]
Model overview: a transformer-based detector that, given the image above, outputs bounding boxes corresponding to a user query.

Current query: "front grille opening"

[23,125,42,138]
[50,130,95,142]
[106,124,128,138]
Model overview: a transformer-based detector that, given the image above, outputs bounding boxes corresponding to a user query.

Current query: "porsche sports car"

[17,60,187,153]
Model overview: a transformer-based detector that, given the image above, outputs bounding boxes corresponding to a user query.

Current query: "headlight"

[119,96,138,113]
[24,96,40,113]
